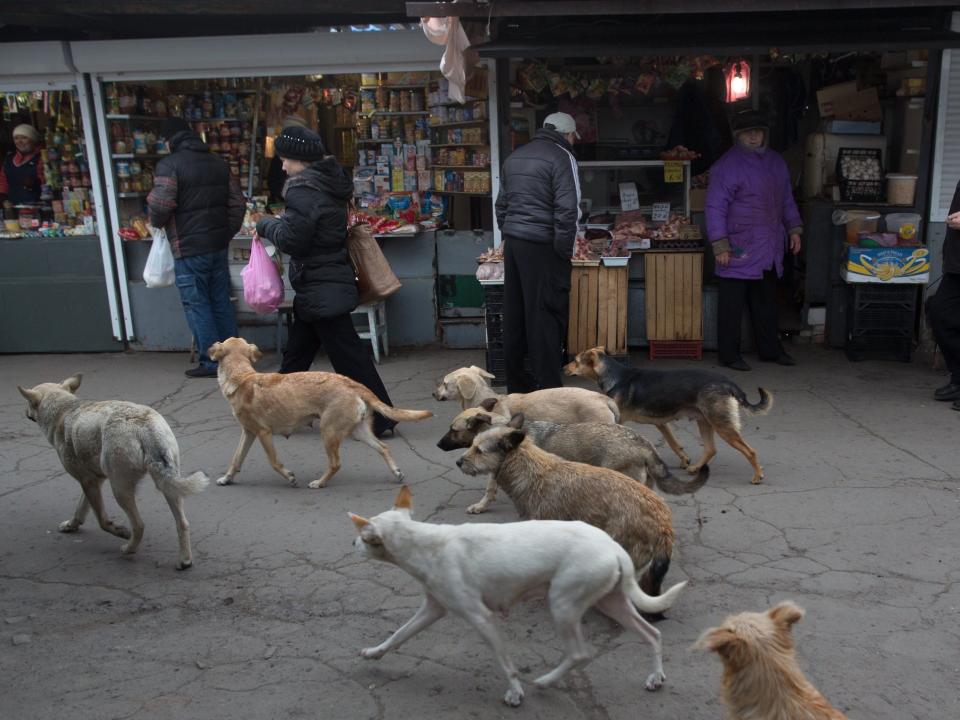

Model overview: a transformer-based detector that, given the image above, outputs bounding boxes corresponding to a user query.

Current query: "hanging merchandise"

[421,16,471,103]
[725,59,751,102]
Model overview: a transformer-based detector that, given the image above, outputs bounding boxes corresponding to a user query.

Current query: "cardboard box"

[844,246,929,284]
[817,82,882,121]
[689,188,707,212]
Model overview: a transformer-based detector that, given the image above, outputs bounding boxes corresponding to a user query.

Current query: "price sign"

[618,182,640,212]
[664,160,684,183]
[652,202,671,222]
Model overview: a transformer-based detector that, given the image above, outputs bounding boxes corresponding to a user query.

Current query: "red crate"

[649,340,703,360]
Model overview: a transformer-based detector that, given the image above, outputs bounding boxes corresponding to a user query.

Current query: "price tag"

[618,182,640,212]
[652,202,671,222]
[664,160,684,183]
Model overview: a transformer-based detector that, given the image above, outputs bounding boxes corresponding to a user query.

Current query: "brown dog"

[695,601,847,720]
[456,416,675,599]
[209,337,432,489]
[565,347,773,484]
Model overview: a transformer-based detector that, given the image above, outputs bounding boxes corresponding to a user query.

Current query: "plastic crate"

[844,283,916,362]
[484,347,507,386]
[485,311,503,339]
[649,340,703,360]
[837,148,885,202]
[852,284,917,308]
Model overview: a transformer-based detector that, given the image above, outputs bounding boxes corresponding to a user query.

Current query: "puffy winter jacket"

[943,178,960,275]
[705,143,803,280]
[255,157,358,320]
[147,131,245,259]
[495,128,580,258]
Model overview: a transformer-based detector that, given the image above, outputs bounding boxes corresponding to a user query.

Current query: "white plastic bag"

[143,227,175,288]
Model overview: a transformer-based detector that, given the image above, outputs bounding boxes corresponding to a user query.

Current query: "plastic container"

[886,174,917,205]
[884,212,921,242]
[834,209,880,244]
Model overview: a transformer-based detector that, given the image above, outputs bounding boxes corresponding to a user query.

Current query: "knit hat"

[730,109,768,135]
[12,124,39,142]
[161,117,191,139]
[274,126,327,161]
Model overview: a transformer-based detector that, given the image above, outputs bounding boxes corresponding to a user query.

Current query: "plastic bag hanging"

[241,233,285,314]
[143,227,175,288]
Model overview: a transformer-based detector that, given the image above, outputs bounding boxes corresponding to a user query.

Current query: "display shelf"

[112,153,168,159]
[433,191,490,196]
[190,117,247,122]
[360,84,429,90]
[429,100,486,108]
[429,120,486,128]
[430,165,490,170]
[106,114,165,121]
[356,138,405,145]
[117,192,148,198]
[429,143,490,148]
[362,110,430,117]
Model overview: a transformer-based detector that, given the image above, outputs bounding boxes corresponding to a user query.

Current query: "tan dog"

[565,347,773,484]
[210,337,432,489]
[457,417,675,600]
[438,408,709,514]
[434,365,620,424]
[695,602,847,720]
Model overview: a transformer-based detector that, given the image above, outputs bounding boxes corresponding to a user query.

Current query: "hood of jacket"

[169,131,209,154]
[532,126,574,153]
[284,156,353,201]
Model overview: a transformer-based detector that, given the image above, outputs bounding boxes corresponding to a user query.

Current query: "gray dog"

[438,408,709,514]
[17,374,208,569]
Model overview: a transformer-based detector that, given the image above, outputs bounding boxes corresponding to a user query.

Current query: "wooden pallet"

[567,264,628,356]
[644,251,704,354]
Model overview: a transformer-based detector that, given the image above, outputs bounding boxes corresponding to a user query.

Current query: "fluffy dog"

[350,486,687,706]
[565,346,773,484]
[695,601,847,720]
[438,408,708,513]
[433,365,620,423]
[17,374,208,569]
[210,337,432,488]
[457,417,675,598]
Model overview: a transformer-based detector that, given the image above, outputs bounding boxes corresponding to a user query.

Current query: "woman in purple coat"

[706,110,803,371]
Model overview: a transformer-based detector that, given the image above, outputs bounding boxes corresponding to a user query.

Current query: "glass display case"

[577,160,691,218]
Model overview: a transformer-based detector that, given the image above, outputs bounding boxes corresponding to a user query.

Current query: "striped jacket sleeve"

[147,174,178,229]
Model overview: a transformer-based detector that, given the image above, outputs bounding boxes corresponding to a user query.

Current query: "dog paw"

[751,474,764,485]
[216,475,233,486]
[360,646,386,660]
[120,541,137,555]
[58,520,80,533]
[685,464,701,475]
[502,687,525,707]
[109,523,131,540]
[466,503,488,514]
[307,478,327,489]
[644,670,665,691]
[287,474,298,488]
[393,470,404,483]
[177,560,193,571]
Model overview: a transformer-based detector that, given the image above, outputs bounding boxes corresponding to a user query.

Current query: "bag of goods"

[143,227,175,288]
[241,233,284,314]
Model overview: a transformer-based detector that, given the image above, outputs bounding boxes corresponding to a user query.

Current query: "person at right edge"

[495,112,580,393]
[706,109,802,371]
[927,178,960,410]
[255,126,397,437]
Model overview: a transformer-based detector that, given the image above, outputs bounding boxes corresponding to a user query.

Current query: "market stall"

[72,29,500,351]
[0,42,122,353]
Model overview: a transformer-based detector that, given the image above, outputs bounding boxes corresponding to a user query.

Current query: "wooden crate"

[567,264,628,356]
[644,251,704,342]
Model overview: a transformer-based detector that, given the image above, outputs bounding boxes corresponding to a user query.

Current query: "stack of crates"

[482,283,506,385]
[845,283,917,362]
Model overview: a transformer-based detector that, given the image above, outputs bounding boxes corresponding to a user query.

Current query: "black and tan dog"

[565,347,773,484]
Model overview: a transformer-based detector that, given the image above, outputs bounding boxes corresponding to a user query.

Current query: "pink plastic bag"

[241,234,284,314]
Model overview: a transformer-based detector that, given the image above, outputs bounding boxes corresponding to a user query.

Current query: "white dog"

[17,374,208,569]
[349,486,687,707]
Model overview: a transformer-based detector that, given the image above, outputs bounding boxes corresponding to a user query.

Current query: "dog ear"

[208,342,223,361]
[501,429,526,452]
[479,397,498,412]
[248,344,263,363]
[393,485,413,511]
[470,365,495,380]
[456,374,478,400]
[768,601,805,629]
[693,627,741,656]
[60,374,82,393]
[17,385,41,406]
[506,413,525,429]
[348,513,370,532]
[467,412,493,431]
[348,514,384,546]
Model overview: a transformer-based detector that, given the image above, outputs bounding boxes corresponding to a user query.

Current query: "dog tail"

[653,464,710,495]
[146,447,209,498]
[621,553,687,615]
[737,387,774,415]
[363,393,433,423]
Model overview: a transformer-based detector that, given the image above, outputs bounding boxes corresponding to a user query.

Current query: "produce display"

[660,145,701,161]
[572,234,600,262]
[611,210,648,241]
[651,213,692,241]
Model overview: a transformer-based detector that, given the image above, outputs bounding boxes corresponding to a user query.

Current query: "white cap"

[12,124,39,142]
[543,112,580,139]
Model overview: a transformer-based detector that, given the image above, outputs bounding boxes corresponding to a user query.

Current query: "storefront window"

[0,89,97,238]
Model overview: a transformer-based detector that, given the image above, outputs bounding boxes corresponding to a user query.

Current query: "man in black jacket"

[928,178,960,410]
[148,118,245,378]
[495,112,580,392]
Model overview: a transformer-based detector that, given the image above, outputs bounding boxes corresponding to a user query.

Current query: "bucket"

[886,174,917,205]
[884,212,922,243]
[833,209,880,244]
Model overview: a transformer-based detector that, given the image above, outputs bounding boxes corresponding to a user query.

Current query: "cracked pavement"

[1,346,958,719]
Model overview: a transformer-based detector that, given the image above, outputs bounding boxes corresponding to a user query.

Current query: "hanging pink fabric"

[241,233,284,314]
[422,16,471,103]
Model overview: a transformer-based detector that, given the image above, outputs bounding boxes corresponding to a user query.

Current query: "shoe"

[185,365,218,378]
[953,400,960,412]
[934,382,960,401]
[774,353,797,366]
[721,359,751,372]
[373,418,398,439]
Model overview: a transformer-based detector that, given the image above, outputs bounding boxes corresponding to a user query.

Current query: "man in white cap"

[0,124,44,204]
[495,111,580,392]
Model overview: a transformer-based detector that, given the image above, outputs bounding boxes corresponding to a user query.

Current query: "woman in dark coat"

[256,126,396,436]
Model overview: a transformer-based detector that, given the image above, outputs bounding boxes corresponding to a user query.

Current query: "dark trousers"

[717,270,784,364]
[503,235,571,393]
[927,272,960,384]
[280,310,396,433]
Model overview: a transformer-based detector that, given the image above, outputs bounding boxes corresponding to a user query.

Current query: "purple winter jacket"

[705,143,803,280]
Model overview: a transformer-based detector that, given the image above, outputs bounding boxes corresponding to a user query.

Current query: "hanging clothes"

[422,16,471,103]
